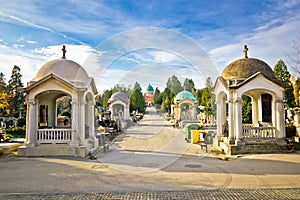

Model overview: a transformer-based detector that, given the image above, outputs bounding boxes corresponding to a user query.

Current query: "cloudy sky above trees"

[0,0,299,92]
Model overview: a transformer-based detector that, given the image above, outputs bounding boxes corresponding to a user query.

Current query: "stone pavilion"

[173,90,197,127]
[108,91,130,121]
[18,46,99,157]
[214,45,291,154]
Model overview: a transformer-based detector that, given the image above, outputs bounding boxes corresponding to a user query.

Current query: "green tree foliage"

[205,77,213,92]
[274,60,291,83]
[162,96,171,113]
[242,95,252,123]
[102,89,113,108]
[166,75,183,95]
[130,82,145,112]
[293,78,300,106]
[153,87,162,104]
[273,60,295,108]
[0,72,9,116]
[193,88,203,106]
[160,87,175,107]
[201,77,216,118]
[183,78,194,92]
[7,65,25,117]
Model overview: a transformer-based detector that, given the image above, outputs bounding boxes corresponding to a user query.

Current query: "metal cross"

[243,45,248,58]
[62,45,66,59]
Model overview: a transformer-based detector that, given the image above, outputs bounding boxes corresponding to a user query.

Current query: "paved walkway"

[0,107,300,199]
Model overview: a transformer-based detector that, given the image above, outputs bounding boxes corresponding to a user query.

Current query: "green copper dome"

[145,84,154,92]
[174,91,197,103]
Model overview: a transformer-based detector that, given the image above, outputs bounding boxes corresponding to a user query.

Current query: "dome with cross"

[221,45,277,81]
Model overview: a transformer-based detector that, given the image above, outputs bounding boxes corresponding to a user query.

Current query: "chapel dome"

[145,84,154,92]
[33,59,90,83]
[221,58,277,81]
[108,92,130,104]
[174,91,197,103]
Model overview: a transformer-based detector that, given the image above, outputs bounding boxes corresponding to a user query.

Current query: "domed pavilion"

[214,45,291,154]
[173,90,197,127]
[108,91,130,121]
[18,46,98,157]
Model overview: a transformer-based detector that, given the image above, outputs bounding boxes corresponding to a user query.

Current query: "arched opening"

[242,95,252,124]
[56,95,72,127]
[180,103,192,120]
[37,90,71,129]
[112,104,124,119]
[261,93,272,123]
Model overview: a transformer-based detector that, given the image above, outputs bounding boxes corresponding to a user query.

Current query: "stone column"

[275,98,285,138]
[124,103,130,120]
[26,100,37,147]
[252,96,259,125]
[234,97,243,141]
[70,99,79,146]
[192,103,196,120]
[88,101,97,144]
[79,100,86,145]
[227,98,234,141]
[216,98,222,137]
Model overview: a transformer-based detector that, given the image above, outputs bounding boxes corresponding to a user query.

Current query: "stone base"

[18,145,89,157]
[220,138,294,155]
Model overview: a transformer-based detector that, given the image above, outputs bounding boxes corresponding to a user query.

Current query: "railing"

[37,128,72,144]
[242,126,276,138]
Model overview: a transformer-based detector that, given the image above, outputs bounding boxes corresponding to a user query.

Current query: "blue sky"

[0,0,299,92]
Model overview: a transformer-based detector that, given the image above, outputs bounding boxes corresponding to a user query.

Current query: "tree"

[193,88,203,106]
[166,75,183,95]
[242,95,252,123]
[153,87,162,104]
[0,72,9,116]
[201,77,216,120]
[7,66,25,117]
[130,82,145,112]
[273,60,295,108]
[205,77,213,92]
[162,96,171,113]
[274,60,291,83]
[102,89,113,109]
[160,87,175,106]
[183,78,194,92]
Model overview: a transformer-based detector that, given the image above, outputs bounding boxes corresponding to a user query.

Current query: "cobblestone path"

[1,188,299,200]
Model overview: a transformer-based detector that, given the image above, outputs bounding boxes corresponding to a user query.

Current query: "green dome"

[174,91,197,103]
[145,84,154,92]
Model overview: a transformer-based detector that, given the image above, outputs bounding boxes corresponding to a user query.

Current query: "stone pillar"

[26,100,37,147]
[234,97,243,141]
[124,103,130,120]
[295,111,300,137]
[275,98,285,138]
[192,103,196,120]
[79,100,86,145]
[252,96,259,125]
[227,98,234,141]
[89,102,96,139]
[70,99,79,146]
[216,98,222,137]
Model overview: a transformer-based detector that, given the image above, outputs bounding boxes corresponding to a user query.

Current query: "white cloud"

[26,40,37,44]
[209,14,300,74]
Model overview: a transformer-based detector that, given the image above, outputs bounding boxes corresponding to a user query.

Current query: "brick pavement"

[1,188,299,200]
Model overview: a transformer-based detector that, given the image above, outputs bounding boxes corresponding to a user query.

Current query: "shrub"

[4,126,26,138]
[60,110,71,118]
[16,118,26,127]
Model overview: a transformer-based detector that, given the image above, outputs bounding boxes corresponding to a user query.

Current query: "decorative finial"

[62,45,66,59]
[243,45,248,58]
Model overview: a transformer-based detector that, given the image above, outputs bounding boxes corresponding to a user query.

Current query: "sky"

[0,0,299,93]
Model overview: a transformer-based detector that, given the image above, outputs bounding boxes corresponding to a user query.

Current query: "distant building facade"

[144,84,154,106]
